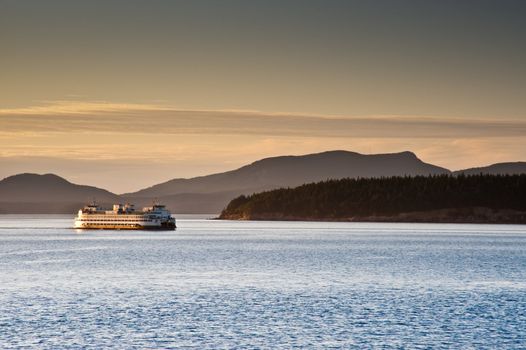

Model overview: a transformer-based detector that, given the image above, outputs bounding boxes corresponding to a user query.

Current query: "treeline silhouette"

[220,174,526,221]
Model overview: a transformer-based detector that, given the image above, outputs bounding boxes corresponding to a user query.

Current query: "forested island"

[219,174,526,223]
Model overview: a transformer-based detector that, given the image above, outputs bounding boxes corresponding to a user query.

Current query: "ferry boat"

[74,203,176,230]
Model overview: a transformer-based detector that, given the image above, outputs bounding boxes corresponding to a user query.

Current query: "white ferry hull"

[74,203,176,231]
[74,223,176,230]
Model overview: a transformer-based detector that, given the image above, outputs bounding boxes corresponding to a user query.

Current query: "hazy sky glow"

[1,0,525,192]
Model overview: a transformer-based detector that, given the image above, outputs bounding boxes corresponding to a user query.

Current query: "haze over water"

[1,215,525,348]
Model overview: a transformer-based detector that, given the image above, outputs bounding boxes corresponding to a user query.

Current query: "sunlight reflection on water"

[1,216,525,349]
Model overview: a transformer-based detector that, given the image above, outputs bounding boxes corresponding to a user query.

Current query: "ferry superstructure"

[74,203,176,230]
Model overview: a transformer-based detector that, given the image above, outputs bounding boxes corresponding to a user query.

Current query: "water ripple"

[0,216,525,349]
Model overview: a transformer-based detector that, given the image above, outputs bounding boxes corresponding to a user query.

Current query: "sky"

[1,0,525,192]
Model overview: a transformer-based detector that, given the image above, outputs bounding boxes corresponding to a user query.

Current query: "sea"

[1,215,525,349]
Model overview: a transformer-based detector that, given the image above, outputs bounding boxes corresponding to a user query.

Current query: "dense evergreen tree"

[220,174,526,222]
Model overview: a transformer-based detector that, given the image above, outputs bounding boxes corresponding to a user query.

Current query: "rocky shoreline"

[219,207,526,224]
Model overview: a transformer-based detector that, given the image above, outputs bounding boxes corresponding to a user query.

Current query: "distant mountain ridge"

[0,173,119,214]
[122,150,450,212]
[123,150,450,197]
[1,151,525,213]
[454,162,526,176]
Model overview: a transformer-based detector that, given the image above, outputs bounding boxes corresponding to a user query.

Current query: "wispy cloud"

[1,100,525,138]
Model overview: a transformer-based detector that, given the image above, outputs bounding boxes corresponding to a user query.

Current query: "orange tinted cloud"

[1,101,525,138]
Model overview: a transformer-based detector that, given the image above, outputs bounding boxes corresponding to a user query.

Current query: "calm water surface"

[1,215,525,349]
